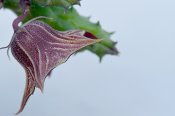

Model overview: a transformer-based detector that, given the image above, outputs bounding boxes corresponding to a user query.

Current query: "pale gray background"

[0,0,175,116]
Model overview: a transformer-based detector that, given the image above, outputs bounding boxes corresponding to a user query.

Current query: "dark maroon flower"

[9,20,101,114]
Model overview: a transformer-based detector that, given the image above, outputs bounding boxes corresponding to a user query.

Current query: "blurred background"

[0,0,175,116]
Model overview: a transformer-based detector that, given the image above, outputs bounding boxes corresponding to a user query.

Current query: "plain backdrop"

[0,0,175,116]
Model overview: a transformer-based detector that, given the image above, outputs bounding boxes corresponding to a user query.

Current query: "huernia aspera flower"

[10,19,101,114]
[0,0,105,114]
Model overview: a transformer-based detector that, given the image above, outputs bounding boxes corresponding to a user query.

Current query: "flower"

[10,20,101,114]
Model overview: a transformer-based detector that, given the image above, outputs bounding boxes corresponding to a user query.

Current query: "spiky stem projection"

[2,0,119,60]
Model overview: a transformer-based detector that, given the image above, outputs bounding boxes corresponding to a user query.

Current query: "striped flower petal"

[11,20,101,114]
